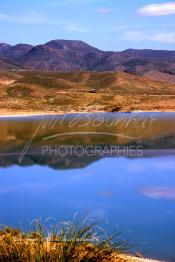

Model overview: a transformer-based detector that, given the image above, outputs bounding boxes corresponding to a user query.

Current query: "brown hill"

[0,70,175,113]
[143,70,175,84]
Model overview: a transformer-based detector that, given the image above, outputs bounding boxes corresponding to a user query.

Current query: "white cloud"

[43,0,101,7]
[0,12,87,32]
[138,2,175,16]
[124,31,147,41]
[97,7,112,14]
[124,30,175,43]
[151,32,175,43]
[0,12,50,24]
[65,22,87,32]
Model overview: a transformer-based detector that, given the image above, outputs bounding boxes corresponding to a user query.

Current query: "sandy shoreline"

[119,255,163,262]
[0,111,66,117]
[0,110,172,118]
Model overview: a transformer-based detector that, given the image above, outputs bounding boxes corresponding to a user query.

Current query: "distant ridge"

[0,39,175,83]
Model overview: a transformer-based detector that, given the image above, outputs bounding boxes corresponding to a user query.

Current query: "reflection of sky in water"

[0,156,175,260]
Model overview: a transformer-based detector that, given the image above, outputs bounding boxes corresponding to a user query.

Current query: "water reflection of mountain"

[0,148,175,170]
[0,113,175,169]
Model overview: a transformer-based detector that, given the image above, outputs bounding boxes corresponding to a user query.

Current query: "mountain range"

[0,40,175,84]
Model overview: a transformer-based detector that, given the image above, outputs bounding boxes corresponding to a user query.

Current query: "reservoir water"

[0,113,175,261]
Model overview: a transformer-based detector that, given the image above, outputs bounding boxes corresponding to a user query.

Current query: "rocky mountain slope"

[0,57,23,70]
[0,40,174,83]
[0,43,33,60]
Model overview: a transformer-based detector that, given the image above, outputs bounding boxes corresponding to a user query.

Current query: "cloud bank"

[124,31,175,43]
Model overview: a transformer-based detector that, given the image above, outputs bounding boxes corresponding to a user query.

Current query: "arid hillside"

[0,70,175,113]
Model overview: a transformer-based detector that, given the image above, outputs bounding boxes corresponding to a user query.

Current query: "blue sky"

[0,0,175,50]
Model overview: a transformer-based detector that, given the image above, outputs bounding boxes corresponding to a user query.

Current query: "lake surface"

[0,113,175,261]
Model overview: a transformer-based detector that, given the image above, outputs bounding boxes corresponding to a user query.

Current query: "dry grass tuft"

[0,217,131,262]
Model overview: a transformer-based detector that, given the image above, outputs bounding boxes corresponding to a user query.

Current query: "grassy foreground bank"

[0,217,162,262]
[0,218,138,262]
